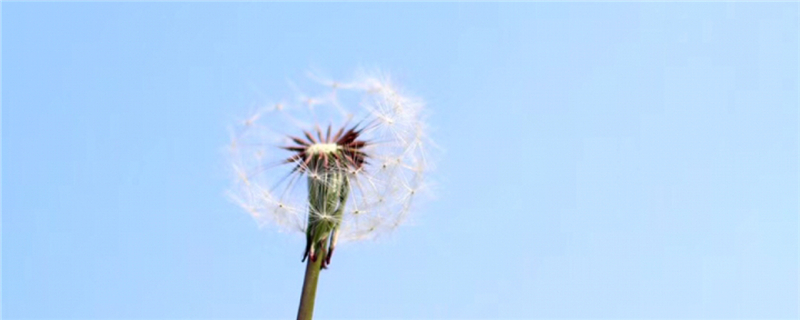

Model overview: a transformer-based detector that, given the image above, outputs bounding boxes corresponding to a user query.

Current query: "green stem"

[297,246,325,320]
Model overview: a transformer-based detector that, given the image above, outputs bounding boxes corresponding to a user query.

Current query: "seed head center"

[306,143,340,155]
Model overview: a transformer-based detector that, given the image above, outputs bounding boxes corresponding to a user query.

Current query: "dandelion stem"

[297,246,325,320]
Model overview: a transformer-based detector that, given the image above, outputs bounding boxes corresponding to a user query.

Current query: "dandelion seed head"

[228,70,432,245]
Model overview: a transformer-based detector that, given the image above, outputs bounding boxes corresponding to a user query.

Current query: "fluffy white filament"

[228,71,431,243]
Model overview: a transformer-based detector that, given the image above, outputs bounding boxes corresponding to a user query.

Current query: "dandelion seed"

[228,71,432,266]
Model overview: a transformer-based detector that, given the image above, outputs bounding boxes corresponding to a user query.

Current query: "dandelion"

[228,70,432,319]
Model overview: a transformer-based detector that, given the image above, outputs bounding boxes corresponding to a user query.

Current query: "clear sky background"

[3,2,798,319]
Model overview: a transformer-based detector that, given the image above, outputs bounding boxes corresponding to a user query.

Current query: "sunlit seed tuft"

[306,143,340,155]
[228,70,434,263]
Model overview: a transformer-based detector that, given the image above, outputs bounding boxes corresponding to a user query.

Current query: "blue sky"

[3,2,798,319]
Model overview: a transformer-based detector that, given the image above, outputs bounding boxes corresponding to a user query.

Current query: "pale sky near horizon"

[4,2,798,319]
